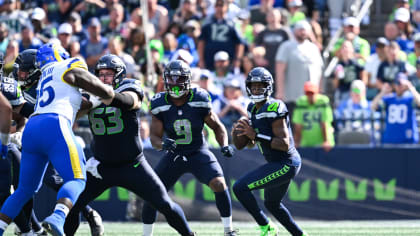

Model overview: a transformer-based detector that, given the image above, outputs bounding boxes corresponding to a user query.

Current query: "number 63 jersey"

[34,58,88,125]
[150,88,212,156]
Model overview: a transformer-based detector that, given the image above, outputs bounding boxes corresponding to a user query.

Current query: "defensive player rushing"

[0,51,47,236]
[141,60,237,236]
[0,43,115,236]
[64,54,195,236]
[12,49,104,236]
[232,67,308,236]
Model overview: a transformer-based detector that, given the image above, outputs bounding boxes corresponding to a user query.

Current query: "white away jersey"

[34,58,88,124]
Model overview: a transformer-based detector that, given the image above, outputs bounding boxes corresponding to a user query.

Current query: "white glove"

[88,93,102,109]
[86,157,102,179]
[10,132,22,149]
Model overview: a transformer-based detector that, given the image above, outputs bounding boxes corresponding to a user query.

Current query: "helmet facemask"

[246,81,272,102]
[165,73,190,98]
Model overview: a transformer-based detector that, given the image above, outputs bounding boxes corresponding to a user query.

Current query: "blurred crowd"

[3,0,420,152]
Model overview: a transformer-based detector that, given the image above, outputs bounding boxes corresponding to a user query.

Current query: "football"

[232,117,251,150]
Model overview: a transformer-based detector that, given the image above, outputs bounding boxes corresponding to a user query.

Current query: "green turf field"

[4,220,420,235]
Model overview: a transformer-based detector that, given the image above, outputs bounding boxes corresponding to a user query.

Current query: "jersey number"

[90,107,124,135]
[173,119,192,144]
[302,111,321,130]
[388,104,408,124]
[37,76,55,108]
[211,24,229,42]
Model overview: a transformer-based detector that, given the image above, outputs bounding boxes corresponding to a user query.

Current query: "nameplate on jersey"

[255,112,278,119]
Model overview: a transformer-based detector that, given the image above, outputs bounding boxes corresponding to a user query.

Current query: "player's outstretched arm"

[204,111,228,147]
[63,67,114,101]
[150,115,165,150]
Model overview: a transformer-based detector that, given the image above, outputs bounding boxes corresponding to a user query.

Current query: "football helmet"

[95,54,126,88]
[246,67,273,102]
[36,43,69,69]
[164,60,191,98]
[13,49,41,88]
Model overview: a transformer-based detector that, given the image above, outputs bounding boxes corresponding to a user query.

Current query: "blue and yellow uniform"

[64,79,193,236]
[233,98,304,236]
[142,88,227,223]
[0,56,88,223]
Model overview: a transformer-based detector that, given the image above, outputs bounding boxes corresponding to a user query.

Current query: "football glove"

[162,138,177,152]
[221,146,234,158]
[86,157,102,179]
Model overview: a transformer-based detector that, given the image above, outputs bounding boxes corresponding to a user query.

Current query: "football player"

[232,67,308,236]
[0,43,115,236]
[8,49,104,236]
[141,60,237,236]
[63,54,195,236]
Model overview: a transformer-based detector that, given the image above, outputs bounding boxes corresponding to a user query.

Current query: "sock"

[54,203,70,219]
[221,216,232,232]
[215,189,232,217]
[143,223,154,236]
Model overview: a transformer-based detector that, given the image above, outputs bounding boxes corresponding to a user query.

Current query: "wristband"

[0,132,10,145]
[255,133,272,144]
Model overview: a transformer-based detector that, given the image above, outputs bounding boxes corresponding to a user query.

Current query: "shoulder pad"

[116,79,144,101]
[150,92,170,115]
[191,88,211,102]
[247,102,255,117]
[255,99,288,119]
[65,58,88,71]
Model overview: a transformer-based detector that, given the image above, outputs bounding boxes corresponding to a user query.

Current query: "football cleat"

[42,214,65,236]
[225,229,239,235]
[86,209,104,236]
[259,220,279,236]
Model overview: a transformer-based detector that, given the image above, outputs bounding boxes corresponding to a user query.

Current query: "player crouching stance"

[232,67,308,236]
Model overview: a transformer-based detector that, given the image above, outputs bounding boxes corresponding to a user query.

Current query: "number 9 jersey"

[150,87,212,155]
[34,58,88,125]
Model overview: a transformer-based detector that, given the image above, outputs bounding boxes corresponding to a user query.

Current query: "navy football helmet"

[95,54,126,88]
[164,60,191,98]
[246,67,273,102]
[13,49,41,88]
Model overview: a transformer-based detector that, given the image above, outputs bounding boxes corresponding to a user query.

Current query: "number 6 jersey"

[34,58,88,125]
[150,88,212,156]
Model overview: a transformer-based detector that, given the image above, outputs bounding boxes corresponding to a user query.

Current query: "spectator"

[333,16,370,64]
[335,80,376,136]
[0,23,9,54]
[30,7,55,43]
[254,8,291,82]
[275,20,323,114]
[3,40,18,75]
[198,69,221,104]
[173,0,201,25]
[43,0,73,26]
[371,73,420,144]
[198,0,244,71]
[18,24,42,52]
[102,3,125,38]
[393,7,414,54]
[177,20,200,66]
[377,41,409,87]
[383,21,410,57]
[292,81,334,152]
[287,0,306,26]
[327,0,355,37]
[0,0,29,37]
[213,78,248,139]
[249,0,275,25]
[333,40,367,106]
[211,50,235,95]
[68,11,87,43]
[57,23,73,53]
[121,7,142,39]
[80,17,108,71]
[408,58,420,92]
[147,0,169,39]
[140,118,152,149]
[162,32,178,64]
[407,32,420,67]
[365,37,389,99]
[108,36,138,78]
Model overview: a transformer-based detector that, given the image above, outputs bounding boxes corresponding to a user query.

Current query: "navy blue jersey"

[1,76,25,108]
[199,16,243,71]
[247,98,299,162]
[89,79,144,164]
[22,83,38,105]
[150,88,211,155]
